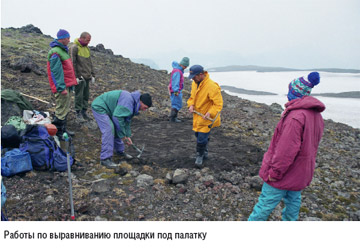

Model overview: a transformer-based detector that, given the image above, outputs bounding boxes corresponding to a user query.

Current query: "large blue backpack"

[19,125,73,171]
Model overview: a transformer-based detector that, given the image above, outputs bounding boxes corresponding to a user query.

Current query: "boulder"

[172,169,189,184]
[136,174,154,187]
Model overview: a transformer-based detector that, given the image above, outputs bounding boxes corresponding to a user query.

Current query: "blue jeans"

[248,182,302,221]
[195,131,210,145]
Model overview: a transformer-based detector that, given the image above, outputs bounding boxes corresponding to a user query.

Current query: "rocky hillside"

[1,25,359,221]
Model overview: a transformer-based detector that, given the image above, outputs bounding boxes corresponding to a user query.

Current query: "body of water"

[196,71,360,128]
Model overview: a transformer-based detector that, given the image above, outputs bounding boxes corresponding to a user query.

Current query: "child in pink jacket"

[248,72,325,221]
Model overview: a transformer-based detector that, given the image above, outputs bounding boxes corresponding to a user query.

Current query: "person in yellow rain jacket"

[187,65,223,168]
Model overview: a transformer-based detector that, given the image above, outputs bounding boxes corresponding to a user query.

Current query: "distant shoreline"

[222,85,360,99]
[208,65,360,74]
[221,85,276,95]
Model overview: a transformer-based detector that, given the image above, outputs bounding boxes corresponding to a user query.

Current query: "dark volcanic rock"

[10,56,46,75]
[19,24,43,34]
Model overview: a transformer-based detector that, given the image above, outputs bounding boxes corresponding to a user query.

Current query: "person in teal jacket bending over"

[91,90,152,168]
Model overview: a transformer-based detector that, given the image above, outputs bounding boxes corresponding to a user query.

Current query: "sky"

[1,0,360,70]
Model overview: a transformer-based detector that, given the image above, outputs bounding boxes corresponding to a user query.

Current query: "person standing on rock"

[69,32,95,122]
[187,65,223,168]
[168,57,190,122]
[47,29,77,139]
[91,90,152,168]
[248,72,325,221]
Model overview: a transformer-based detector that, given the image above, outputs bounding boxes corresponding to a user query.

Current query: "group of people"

[47,29,326,221]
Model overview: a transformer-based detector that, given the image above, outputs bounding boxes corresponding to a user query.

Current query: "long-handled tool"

[131,143,145,158]
[193,110,221,128]
[63,132,75,220]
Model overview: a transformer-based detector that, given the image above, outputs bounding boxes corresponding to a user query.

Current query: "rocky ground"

[1,25,360,221]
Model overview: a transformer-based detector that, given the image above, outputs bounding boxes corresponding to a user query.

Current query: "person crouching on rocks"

[248,72,325,221]
[168,57,190,122]
[91,90,152,168]
[187,65,223,168]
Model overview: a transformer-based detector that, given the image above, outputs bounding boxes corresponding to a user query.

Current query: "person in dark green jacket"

[69,32,95,121]
[91,90,152,168]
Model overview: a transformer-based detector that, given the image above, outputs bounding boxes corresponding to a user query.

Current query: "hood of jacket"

[172,61,183,71]
[284,96,325,115]
[49,39,68,52]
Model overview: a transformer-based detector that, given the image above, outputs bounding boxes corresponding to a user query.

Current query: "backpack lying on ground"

[1,125,21,148]
[1,148,33,177]
[19,125,73,171]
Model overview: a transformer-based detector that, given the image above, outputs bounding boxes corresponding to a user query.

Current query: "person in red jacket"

[248,72,325,221]
[47,29,77,139]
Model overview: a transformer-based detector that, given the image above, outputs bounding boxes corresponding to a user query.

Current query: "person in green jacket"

[47,29,77,139]
[70,32,95,121]
[91,90,152,168]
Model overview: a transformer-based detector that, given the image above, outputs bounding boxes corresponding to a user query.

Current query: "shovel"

[63,132,75,221]
[193,110,221,129]
[131,143,145,158]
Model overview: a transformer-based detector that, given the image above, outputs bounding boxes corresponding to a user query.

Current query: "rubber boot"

[81,109,90,120]
[174,109,182,123]
[195,143,206,168]
[204,144,209,160]
[76,110,85,122]
[170,108,181,123]
[204,138,210,160]
[64,115,75,136]
[52,116,65,140]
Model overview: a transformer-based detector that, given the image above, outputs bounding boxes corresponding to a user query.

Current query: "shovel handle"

[193,110,214,121]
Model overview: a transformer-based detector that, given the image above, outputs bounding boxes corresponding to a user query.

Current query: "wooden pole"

[20,93,52,105]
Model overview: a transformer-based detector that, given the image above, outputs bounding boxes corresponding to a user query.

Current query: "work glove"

[91,77,95,83]
[76,76,85,84]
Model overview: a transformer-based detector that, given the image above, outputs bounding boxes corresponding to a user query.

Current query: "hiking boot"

[195,153,204,168]
[100,158,118,168]
[118,152,133,160]
[81,110,91,120]
[76,111,85,122]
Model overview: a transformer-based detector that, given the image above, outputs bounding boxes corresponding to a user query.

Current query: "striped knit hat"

[287,72,320,101]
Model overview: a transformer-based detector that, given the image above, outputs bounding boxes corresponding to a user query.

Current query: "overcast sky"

[1,0,359,70]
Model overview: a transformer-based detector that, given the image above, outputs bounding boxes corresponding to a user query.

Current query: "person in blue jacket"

[168,57,190,122]
[91,90,152,168]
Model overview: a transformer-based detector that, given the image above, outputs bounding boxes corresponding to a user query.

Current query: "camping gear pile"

[1,89,75,220]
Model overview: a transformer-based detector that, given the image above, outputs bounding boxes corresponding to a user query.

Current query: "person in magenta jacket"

[248,72,325,221]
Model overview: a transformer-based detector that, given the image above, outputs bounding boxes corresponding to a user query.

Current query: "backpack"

[19,125,73,171]
[1,125,21,148]
[1,148,33,177]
